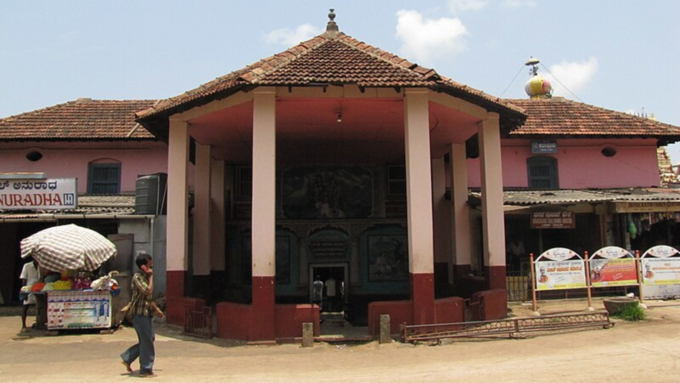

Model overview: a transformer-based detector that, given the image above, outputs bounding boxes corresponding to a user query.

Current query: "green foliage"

[612,304,646,322]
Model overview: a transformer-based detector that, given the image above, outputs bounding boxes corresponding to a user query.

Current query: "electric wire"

[540,62,584,103]
[499,65,526,98]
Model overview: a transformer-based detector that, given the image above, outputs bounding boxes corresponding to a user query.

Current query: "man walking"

[120,252,163,377]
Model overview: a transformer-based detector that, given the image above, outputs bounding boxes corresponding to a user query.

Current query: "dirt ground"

[2,298,680,382]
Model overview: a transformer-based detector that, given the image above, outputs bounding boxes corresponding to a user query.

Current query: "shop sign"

[531,211,575,229]
[535,260,586,290]
[0,178,77,210]
[614,201,680,213]
[531,140,557,154]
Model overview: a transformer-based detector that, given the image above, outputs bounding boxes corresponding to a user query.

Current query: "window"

[88,162,121,194]
[527,156,558,189]
[387,165,406,197]
[235,166,252,201]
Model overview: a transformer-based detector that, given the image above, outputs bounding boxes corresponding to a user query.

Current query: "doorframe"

[309,262,349,304]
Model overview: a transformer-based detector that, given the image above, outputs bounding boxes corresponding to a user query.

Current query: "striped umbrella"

[20,224,117,272]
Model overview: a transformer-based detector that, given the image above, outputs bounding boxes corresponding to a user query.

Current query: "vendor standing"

[19,258,40,332]
[120,252,163,377]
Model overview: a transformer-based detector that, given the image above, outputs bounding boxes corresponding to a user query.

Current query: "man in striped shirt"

[120,252,163,378]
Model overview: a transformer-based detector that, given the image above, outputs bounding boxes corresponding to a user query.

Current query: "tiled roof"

[0,194,136,219]
[136,32,525,128]
[0,99,158,141]
[470,188,680,206]
[506,97,680,139]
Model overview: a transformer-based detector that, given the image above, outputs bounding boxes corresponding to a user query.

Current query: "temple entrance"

[310,263,347,314]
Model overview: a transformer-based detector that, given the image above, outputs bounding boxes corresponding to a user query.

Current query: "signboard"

[590,258,637,287]
[535,260,587,290]
[640,258,680,285]
[47,291,111,330]
[531,211,575,229]
[0,178,77,210]
[615,201,680,213]
[531,140,557,154]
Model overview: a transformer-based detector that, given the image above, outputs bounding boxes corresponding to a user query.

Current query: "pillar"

[450,143,472,280]
[404,89,435,325]
[479,112,506,289]
[251,87,277,340]
[166,117,190,297]
[193,142,212,298]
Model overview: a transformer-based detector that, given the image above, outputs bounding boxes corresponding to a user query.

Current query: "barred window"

[387,165,406,197]
[88,162,121,194]
[236,166,252,200]
[527,156,558,189]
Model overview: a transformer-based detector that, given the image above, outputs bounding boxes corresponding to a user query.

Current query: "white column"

[210,159,226,271]
[450,142,471,282]
[252,87,276,278]
[193,142,212,276]
[404,89,434,274]
[479,112,506,288]
[167,117,190,296]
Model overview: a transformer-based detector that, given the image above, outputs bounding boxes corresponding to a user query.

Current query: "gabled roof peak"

[324,9,340,37]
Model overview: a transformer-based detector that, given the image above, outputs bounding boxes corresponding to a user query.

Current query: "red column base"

[410,273,435,325]
[251,276,276,341]
[485,265,506,290]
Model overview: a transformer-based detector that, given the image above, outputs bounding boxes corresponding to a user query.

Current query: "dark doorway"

[310,263,347,313]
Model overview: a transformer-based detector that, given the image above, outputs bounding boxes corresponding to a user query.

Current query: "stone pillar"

[251,87,277,341]
[450,143,472,281]
[166,117,190,297]
[404,88,435,325]
[479,113,506,289]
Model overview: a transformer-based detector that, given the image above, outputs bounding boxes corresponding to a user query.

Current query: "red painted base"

[166,270,185,297]
[410,273,435,325]
[485,265,507,290]
[251,276,276,341]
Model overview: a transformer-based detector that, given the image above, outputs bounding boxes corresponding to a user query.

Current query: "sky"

[2,1,679,160]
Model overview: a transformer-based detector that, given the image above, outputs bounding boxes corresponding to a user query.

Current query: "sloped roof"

[506,97,680,141]
[136,31,526,137]
[0,99,158,141]
[471,188,680,206]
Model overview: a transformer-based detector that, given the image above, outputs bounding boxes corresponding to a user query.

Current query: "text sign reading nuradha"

[0,178,77,210]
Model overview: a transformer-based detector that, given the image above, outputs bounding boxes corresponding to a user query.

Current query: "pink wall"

[466,138,660,189]
[0,141,168,193]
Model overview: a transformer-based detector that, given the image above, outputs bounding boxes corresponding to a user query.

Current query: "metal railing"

[183,306,213,339]
[401,311,612,343]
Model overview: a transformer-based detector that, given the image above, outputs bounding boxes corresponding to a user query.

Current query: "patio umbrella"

[20,224,117,272]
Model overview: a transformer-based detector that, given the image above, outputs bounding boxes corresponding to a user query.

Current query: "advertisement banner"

[0,178,77,210]
[590,258,638,287]
[641,257,680,286]
[535,260,587,290]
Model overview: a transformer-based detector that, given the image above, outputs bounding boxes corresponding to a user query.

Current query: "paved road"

[2,300,680,382]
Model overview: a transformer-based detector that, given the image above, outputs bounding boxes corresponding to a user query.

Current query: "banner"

[0,178,77,210]
[535,260,586,290]
[590,258,638,287]
[641,257,680,285]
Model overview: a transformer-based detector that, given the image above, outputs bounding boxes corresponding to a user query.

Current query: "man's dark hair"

[135,252,152,269]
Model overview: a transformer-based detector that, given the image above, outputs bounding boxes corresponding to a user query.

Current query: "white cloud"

[448,0,487,13]
[502,0,537,8]
[396,10,469,65]
[546,57,599,96]
[263,24,323,45]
